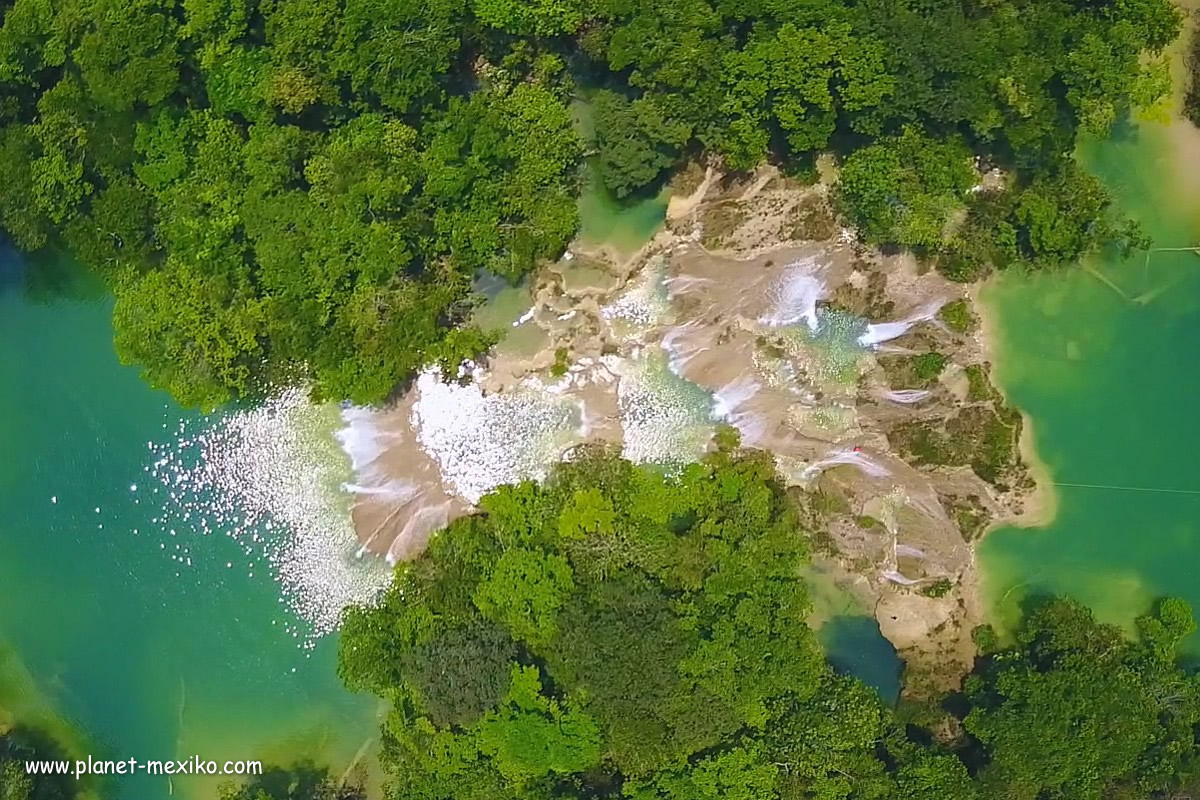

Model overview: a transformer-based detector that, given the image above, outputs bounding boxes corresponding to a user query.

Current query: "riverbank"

[975,0,1200,641]
[972,285,1059,533]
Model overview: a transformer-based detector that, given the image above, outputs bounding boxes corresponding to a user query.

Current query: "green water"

[577,176,670,258]
[805,568,902,702]
[0,256,379,799]
[571,99,669,257]
[981,117,1200,635]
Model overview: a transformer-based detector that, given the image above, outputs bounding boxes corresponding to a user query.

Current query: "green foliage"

[837,128,974,250]
[912,353,946,383]
[965,596,1200,800]
[341,451,1200,800]
[338,450,951,798]
[550,347,570,377]
[964,364,991,402]
[473,548,575,647]
[889,403,1020,486]
[878,352,945,390]
[0,0,1177,405]
[1187,25,1200,128]
[0,727,82,800]
[216,762,366,800]
[402,619,517,727]
[922,578,953,598]
[940,162,1152,280]
[937,299,973,334]
[591,90,690,198]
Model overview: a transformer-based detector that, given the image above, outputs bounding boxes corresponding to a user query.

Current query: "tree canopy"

[0,0,1180,405]
[339,448,1200,800]
[0,726,82,800]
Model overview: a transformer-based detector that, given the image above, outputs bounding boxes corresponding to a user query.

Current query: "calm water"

[0,257,379,800]
[981,116,1200,635]
[571,98,670,258]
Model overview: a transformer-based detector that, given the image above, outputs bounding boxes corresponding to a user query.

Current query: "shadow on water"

[819,615,903,705]
[0,244,23,295]
[570,97,669,258]
[1,725,90,800]
[0,244,105,302]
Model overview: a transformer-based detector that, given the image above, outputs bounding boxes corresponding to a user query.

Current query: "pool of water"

[980,114,1200,638]
[571,98,670,258]
[0,255,380,799]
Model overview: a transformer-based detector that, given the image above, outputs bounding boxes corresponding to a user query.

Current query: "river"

[0,259,381,800]
[18,92,1178,800]
[981,110,1200,636]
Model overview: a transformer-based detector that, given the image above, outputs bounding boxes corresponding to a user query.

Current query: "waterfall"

[712,376,766,444]
[411,369,585,503]
[858,298,948,347]
[760,258,826,331]
[341,480,419,499]
[881,389,931,404]
[149,389,392,640]
[335,406,397,480]
[881,570,922,586]
[664,274,715,296]
[661,323,708,377]
[615,351,716,465]
[801,447,893,480]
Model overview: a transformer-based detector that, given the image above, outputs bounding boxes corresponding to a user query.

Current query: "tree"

[473,548,575,647]
[837,126,975,250]
[340,448,1200,800]
[964,597,1200,800]
[0,0,1178,407]
[0,760,33,800]
[591,90,690,198]
[340,451,902,797]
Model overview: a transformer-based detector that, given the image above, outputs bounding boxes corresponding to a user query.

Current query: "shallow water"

[980,116,1200,637]
[571,99,670,258]
[804,568,902,703]
[0,257,380,799]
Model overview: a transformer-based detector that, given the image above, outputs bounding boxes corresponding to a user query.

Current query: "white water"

[881,389,932,404]
[149,389,391,639]
[857,299,948,347]
[881,570,922,586]
[904,486,952,523]
[760,258,826,331]
[616,352,715,465]
[661,322,709,377]
[602,256,671,331]
[335,406,395,477]
[801,447,893,480]
[342,480,418,499]
[712,376,766,444]
[412,370,585,504]
[664,274,715,296]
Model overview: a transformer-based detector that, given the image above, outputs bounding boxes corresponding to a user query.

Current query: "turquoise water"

[819,617,902,703]
[981,116,1200,637]
[0,254,379,799]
